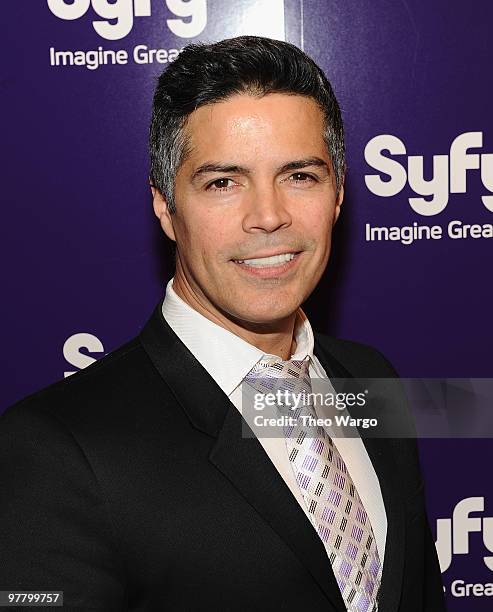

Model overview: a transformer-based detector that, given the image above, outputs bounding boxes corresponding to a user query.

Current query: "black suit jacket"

[0,300,445,611]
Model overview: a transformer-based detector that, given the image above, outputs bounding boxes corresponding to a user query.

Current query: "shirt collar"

[161,278,316,396]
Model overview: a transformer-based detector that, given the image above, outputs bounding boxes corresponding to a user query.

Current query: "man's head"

[150,36,345,331]
[150,36,345,213]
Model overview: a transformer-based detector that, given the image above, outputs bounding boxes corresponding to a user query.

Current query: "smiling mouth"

[233,252,299,268]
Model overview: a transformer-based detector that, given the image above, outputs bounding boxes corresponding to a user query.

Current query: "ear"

[334,182,344,224]
[151,185,176,242]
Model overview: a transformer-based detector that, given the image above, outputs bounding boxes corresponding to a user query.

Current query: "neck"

[172,273,297,361]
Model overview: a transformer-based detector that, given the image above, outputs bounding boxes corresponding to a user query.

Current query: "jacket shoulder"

[314,332,399,378]
[1,335,163,430]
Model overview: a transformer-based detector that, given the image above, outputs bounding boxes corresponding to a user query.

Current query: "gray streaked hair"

[149,35,346,213]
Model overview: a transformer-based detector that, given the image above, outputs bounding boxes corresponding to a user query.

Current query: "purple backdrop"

[2,1,492,608]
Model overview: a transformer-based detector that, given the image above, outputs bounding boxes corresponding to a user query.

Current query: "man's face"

[154,93,343,327]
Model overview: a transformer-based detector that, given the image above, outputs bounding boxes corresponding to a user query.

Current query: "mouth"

[231,251,302,278]
[233,252,298,268]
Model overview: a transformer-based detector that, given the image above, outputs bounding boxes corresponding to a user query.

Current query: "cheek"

[297,207,333,247]
[180,212,235,267]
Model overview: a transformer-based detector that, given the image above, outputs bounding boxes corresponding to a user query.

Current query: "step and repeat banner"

[2,1,492,609]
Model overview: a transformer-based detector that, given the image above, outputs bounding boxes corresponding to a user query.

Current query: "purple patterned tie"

[245,356,382,612]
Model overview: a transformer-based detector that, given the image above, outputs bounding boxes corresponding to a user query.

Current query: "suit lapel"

[314,337,406,612]
[139,301,347,611]
[209,403,347,611]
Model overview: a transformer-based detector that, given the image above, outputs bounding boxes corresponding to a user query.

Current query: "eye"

[287,172,316,184]
[207,178,237,192]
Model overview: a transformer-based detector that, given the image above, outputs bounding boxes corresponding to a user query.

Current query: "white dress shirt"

[162,278,387,561]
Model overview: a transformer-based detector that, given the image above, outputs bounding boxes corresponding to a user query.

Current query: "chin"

[232,302,300,325]
[218,285,307,324]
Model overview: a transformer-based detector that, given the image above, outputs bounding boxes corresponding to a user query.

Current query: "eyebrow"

[190,157,330,183]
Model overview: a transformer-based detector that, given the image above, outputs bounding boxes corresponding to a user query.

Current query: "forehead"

[181,93,328,165]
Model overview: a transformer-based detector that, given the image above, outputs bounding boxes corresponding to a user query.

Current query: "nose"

[242,184,292,233]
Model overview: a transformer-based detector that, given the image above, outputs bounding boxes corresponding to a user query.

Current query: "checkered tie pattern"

[245,356,382,612]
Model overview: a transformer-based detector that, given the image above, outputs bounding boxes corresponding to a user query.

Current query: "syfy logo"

[436,497,493,573]
[365,132,493,216]
[47,0,207,41]
[63,332,104,377]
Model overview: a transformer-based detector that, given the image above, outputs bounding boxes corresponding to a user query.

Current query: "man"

[0,36,444,611]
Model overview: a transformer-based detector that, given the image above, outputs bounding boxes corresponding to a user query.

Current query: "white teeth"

[236,253,296,267]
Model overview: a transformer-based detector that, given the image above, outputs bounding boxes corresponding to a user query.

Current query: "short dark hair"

[149,35,345,213]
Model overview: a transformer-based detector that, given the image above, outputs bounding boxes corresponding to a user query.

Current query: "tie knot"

[244,355,312,397]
